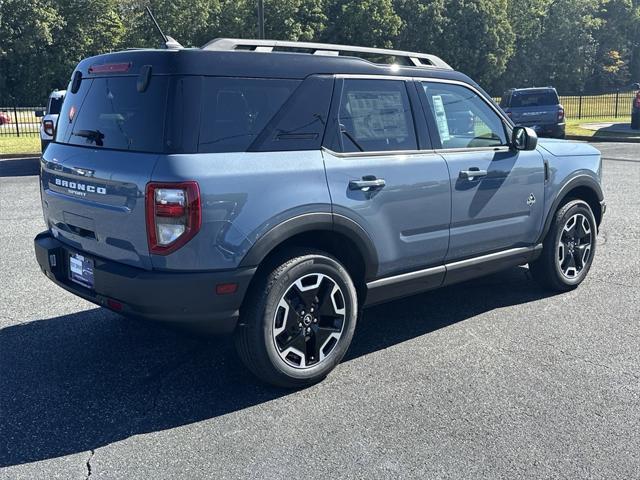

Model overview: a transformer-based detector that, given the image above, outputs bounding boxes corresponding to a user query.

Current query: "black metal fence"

[0,106,46,137]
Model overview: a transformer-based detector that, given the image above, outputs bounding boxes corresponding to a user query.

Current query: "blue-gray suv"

[34,39,605,387]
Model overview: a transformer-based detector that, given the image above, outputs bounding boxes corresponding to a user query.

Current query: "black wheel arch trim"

[239,212,379,280]
[538,174,604,244]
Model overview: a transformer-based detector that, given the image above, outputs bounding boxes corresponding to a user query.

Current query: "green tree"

[0,0,62,104]
[322,0,402,48]
[47,0,126,94]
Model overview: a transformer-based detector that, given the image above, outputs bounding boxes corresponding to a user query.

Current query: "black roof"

[75,48,475,85]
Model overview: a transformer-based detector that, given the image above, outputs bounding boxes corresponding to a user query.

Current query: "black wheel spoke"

[278,330,306,353]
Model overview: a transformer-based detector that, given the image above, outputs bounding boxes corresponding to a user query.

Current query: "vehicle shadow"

[0,265,556,467]
[0,157,40,177]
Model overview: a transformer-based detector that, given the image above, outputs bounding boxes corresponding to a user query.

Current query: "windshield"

[56,76,168,153]
[48,96,64,115]
[509,91,559,108]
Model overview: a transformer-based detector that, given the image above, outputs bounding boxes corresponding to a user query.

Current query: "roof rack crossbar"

[201,38,452,70]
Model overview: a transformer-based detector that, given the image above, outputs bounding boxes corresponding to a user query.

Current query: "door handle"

[349,176,386,191]
[459,168,488,180]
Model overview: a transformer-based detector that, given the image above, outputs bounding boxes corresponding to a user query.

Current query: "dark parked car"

[500,87,565,138]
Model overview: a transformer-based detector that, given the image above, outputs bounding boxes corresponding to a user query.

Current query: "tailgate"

[41,143,159,269]
[510,107,558,125]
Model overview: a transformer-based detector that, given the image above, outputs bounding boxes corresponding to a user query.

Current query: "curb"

[566,134,640,143]
[0,153,41,159]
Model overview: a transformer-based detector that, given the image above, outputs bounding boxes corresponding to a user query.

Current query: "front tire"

[235,249,358,388]
[529,199,597,291]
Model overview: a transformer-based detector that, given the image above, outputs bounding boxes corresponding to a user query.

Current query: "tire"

[529,199,597,291]
[235,249,358,388]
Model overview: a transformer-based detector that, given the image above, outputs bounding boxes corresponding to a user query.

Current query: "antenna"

[145,6,183,49]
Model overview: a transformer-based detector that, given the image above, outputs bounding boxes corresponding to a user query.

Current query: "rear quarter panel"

[150,151,331,271]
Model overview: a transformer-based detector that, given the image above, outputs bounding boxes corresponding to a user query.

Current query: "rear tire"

[235,249,358,388]
[529,199,597,291]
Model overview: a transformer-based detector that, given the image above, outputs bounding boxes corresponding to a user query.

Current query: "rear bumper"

[34,231,255,333]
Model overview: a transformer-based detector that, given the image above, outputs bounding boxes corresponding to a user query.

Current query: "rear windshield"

[48,96,64,115]
[56,76,168,152]
[508,91,559,108]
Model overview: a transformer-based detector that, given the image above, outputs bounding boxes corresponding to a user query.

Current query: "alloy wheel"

[272,273,346,369]
[557,213,593,279]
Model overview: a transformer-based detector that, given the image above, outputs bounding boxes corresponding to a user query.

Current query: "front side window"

[421,82,507,149]
[337,79,417,152]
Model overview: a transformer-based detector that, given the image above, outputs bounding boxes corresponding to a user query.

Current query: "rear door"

[322,77,451,279]
[416,80,545,261]
[41,73,168,269]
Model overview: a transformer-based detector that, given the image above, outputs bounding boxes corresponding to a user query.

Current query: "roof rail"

[201,38,452,70]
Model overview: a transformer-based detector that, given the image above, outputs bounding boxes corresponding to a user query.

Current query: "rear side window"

[509,91,559,108]
[198,77,300,153]
[57,76,168,152]
[337,79,417,152]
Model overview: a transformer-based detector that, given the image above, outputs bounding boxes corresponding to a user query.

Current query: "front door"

[322,77,451,278]
[416,80,545,261]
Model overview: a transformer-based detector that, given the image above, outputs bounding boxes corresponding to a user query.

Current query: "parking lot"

[0,142,638,479]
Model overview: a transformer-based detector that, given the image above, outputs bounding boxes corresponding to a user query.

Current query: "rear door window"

[58,76,168,153]
[337,79,417,152]
[198,77,300,153]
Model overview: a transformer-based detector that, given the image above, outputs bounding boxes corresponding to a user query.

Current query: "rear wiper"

[339,123,364,152]
[72,129,105,147]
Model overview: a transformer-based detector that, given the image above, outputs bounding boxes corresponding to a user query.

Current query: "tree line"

[1,0,639,105]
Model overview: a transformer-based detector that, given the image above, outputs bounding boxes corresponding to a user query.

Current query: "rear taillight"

[43,120,55,137]
[558,107,565,122]
[145,182,201,255]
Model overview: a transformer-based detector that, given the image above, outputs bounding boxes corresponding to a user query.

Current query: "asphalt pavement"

[1,142,639,479]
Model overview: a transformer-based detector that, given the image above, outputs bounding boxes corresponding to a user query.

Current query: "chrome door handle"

[349,177,386,191]
[459,168,488,180]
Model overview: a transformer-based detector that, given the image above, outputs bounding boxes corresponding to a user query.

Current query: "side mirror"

[35,110,45,118]
[512,126,538,151]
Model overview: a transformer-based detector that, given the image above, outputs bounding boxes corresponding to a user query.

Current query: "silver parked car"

[36,89,66,152]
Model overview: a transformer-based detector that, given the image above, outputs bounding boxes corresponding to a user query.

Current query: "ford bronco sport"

[34,39,605,387]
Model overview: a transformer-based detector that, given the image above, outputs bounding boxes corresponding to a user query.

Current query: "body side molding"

[365,245,542,306]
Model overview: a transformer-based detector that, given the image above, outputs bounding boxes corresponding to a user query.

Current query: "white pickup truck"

[36,89,66,152]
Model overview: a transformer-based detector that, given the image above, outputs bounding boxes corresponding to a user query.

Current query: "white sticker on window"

[432,95,450,142]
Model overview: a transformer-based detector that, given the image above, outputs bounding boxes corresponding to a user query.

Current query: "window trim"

[324,74,514,155]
